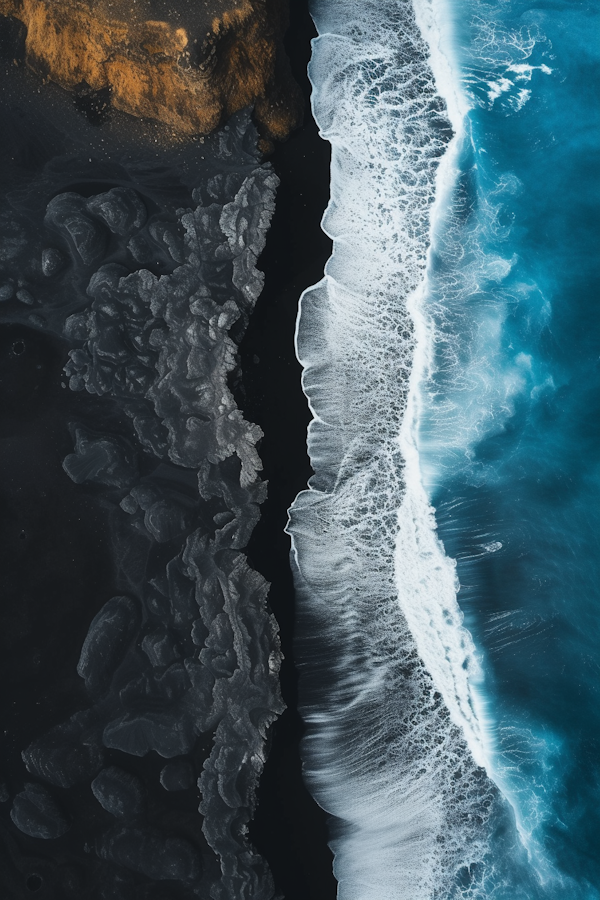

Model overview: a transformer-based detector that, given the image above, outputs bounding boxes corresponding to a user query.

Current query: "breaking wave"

[288,0,521,897]
[287,0,598,896]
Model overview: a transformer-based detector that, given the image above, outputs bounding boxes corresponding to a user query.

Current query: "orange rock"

[0,0,302,140]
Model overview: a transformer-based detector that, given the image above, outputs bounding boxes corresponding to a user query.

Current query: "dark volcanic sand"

[239,2,338,898]
[0,0,337,896]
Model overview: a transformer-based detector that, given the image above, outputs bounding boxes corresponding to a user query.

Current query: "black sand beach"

[0,0,336,895]
[239,2,338,897]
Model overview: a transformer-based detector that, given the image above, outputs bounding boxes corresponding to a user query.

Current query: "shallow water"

[289,0,600,896]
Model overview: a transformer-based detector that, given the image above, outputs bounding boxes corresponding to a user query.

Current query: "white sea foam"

[461,15,553,111]
[390,1,567,890]
[286,0,576,892]
[396,0,496,771]
[286,0,513,897]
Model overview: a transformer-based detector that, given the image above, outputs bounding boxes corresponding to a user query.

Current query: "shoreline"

[238,1,337,897]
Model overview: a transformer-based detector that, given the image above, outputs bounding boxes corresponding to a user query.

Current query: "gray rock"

[34,157,285,898]
[91,767,144,820]
[16,288,34,305]
[159,760,195,792]
[10,785,69,839]
[87,188,146,237]
[148,221,184,263]
[141,630,181,668]
[41,247,65,277]
[166,557,197,627]
[97,825,202,882]
[132,415,169,457]
[22,719,104,789]
[121,486,189,543]
[103,711,194,758]
[0,216,26,261]
[45,193,106,265]
[63,428,136,489]
[127,232,156,265]
[77,596,140,694]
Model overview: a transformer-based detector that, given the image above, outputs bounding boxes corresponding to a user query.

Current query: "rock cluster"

[0,113,283,899]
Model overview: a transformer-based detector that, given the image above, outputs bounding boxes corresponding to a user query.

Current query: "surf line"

[406,2,561,883]
[396,0,492,771]
[287,0,507,895]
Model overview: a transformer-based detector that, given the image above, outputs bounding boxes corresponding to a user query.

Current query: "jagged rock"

[103,711,195,758]
[121,486,190,543]
[0,138,286,896]
[45,193,107,266]
[165,557,197,628]
[141,630,181,668]
[86,188,147,237]
[118,662,189,708]
[63,428,137,488]
[132,415,169,458]
[149,220,185,263]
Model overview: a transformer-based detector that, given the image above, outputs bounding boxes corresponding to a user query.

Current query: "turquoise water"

[421,0,600,893]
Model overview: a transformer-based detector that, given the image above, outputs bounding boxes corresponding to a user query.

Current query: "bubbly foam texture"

[285,1,526,896]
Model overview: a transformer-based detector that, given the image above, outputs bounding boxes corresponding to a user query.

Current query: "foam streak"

[286,1,510,896]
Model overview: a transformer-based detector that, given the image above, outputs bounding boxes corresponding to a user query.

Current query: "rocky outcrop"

[0,110,285,899]
[0,0,302,143]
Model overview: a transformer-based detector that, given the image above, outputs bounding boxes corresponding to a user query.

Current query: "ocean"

[422,0,600,892]
[288,0,600,897]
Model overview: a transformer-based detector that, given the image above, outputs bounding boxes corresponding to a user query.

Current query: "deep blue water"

[421,0,600,893]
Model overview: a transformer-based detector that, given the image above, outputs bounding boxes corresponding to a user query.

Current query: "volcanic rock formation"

[0,0,302,143]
